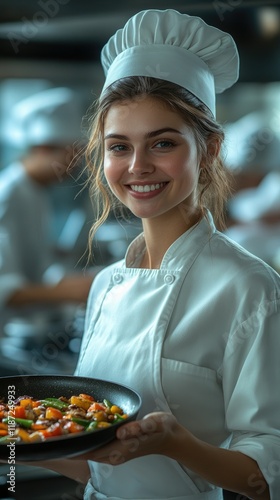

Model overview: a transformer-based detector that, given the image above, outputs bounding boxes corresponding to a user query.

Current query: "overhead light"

[258,7,280,38]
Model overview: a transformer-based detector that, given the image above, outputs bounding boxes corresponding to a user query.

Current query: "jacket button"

[164,274,175,284]
[113,273,123,284]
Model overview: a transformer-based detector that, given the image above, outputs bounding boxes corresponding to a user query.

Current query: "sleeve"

[223,285,280,499]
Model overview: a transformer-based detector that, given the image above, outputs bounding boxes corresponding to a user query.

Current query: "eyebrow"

[104,127,182,140]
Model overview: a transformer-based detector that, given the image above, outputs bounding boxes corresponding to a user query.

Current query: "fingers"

[78,435,144,465]
[79,412,178,466]
[116,412,174,440]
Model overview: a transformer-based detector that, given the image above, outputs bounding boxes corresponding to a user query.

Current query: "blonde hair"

[84,76,232,245]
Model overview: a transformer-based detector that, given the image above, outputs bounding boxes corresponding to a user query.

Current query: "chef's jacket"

[76,213,280,499]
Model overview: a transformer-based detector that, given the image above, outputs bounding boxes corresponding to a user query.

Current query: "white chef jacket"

[0,162,60,331]
[76,213,280,499]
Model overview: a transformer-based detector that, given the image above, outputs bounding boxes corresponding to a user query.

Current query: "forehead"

[104,96,184,129]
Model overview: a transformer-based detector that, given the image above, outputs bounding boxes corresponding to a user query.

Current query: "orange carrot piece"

[88,402,106,412]
[13,406,26,419]
[19,398,33,408]
[45,407,63,420]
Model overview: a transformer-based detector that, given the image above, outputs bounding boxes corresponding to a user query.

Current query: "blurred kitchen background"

[0,0,280,376]
[0,2,279,497]
[0,0,280,379]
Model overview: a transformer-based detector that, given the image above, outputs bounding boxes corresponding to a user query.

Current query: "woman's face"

[103,96,201,222]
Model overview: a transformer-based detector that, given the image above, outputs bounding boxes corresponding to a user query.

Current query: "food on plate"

[0,393,127,443]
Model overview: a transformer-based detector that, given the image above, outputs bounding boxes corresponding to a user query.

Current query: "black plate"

[0,375,141,461]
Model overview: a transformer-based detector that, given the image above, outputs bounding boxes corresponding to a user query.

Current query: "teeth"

[131,183,165,193]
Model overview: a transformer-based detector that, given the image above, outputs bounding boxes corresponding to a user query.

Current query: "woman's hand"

[75,412,183,465]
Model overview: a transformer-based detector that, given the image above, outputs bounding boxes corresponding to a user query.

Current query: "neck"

[140,207,202,269]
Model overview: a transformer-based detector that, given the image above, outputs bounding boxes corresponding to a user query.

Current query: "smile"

[130,183,166,193]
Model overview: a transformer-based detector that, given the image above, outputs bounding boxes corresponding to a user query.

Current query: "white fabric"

[75,214,280,499]
[101,9,239,116]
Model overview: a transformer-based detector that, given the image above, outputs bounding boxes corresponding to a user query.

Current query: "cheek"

[180,149,200,180]
[103,158,114,183]
[103,159,122,192]
[169,156,198,180]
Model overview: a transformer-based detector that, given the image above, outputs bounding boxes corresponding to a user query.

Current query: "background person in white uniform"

[0,87,95,342]
[10,9,280,500]
[223,109,280,270]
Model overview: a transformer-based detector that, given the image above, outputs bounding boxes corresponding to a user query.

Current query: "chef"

[0,87,94,342]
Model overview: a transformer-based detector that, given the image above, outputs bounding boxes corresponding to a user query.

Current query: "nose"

[128,148,155,175]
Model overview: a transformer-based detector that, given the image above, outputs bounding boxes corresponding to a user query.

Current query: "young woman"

[13,9,280,500]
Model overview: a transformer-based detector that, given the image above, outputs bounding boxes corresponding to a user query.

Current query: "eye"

[106,143,128,152]
[154,140,175,149]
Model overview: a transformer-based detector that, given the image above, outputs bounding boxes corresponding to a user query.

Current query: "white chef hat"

[101,9,239,116]
[6,87,84,149]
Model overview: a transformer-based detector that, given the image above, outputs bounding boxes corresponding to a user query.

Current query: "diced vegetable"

[88,402,106,412]
[70,417,91,428]
[45,407,63,420]
[38,422,63,439]
[63,421,85,433]
[70,395,92,411]
[96,421,111,428]
[3,417,33,428]
[114,413,127,422]
[19,398,33,408]
[0,435,11,443]
[0,391,127,444]
[31,422,48,431]
[79,394,95,401]
[26,431,44,442]
[92,411,107,422]
[13,406,26,419]
[103,399,112,408]
[110,405,123,414]
[40,398,69,411]
[86,421,98,431]
[15,428,32,442]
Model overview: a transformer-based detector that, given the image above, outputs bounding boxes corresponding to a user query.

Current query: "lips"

[130,182,167,193]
